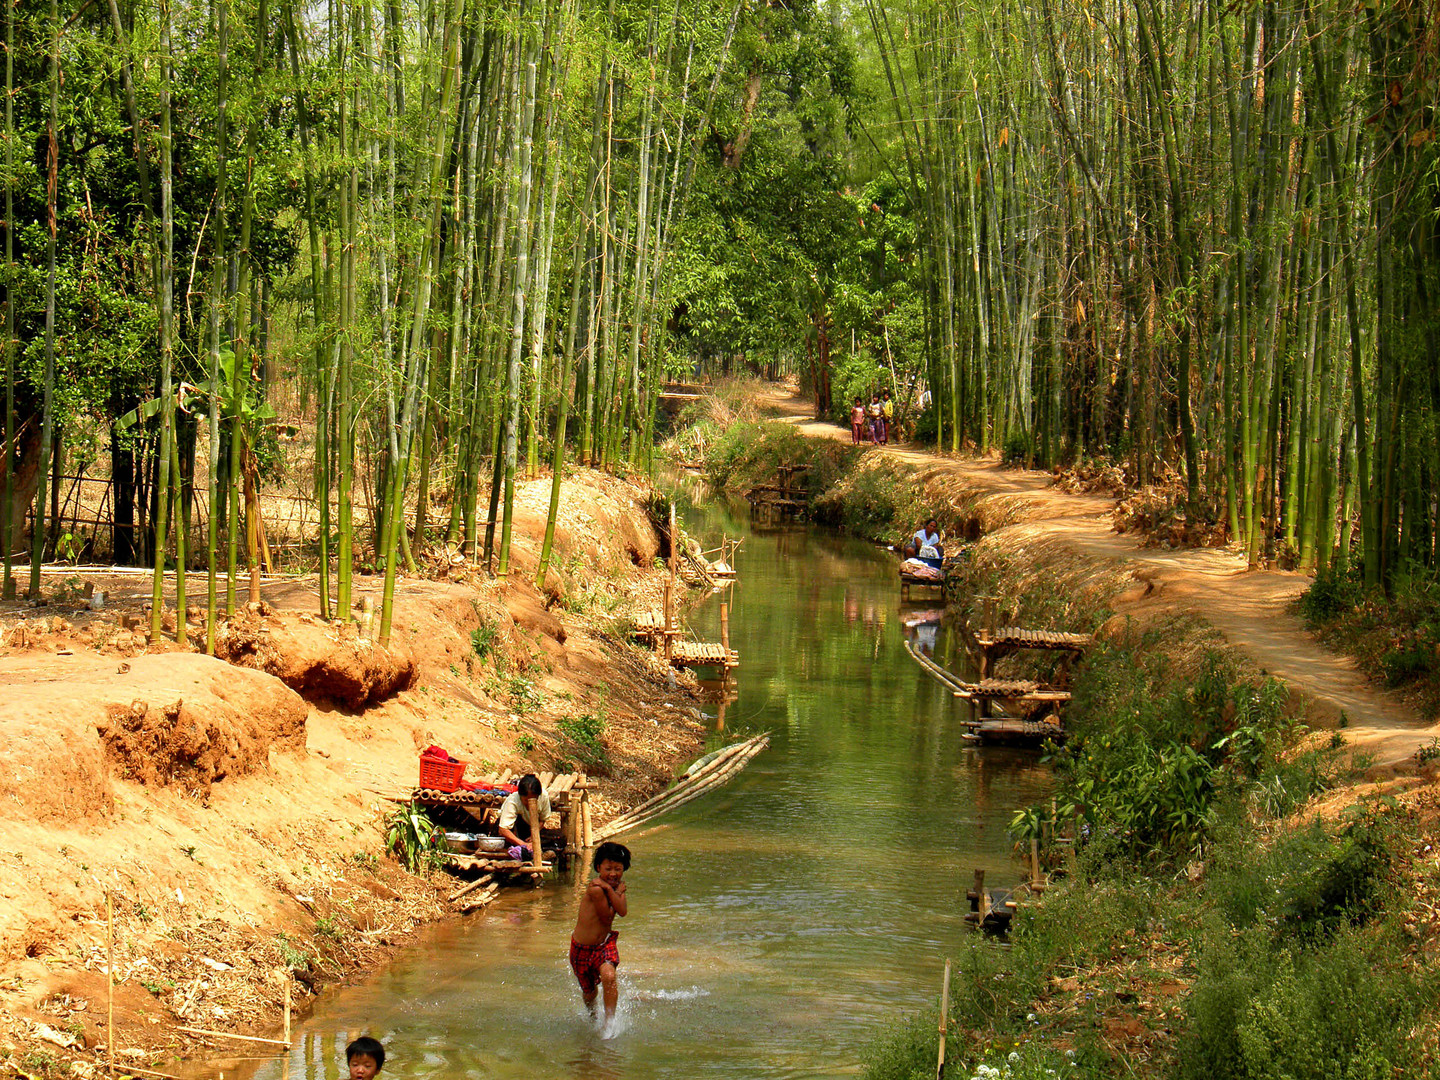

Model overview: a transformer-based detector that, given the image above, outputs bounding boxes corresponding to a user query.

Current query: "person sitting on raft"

[903,518,944,569]
[498,773,552,860]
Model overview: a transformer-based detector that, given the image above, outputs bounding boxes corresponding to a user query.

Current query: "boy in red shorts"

[569,841,630,1036]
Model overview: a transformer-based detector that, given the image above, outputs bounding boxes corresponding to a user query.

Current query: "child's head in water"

[346,1037,385,1080]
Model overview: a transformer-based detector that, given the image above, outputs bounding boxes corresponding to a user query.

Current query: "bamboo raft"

[595,733,770,841]
[960,716,1065,747]
[630,506,739,679]
[964,868,1048,933]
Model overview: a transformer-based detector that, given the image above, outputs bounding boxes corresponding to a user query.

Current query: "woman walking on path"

[867,393,884,444]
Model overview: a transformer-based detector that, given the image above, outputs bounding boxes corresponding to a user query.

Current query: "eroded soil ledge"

[0,469,708,1076]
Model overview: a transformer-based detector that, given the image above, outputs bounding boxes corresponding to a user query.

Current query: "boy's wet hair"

[593,841,631,871]
[346,1037,385,1070]
[518,773,542,798]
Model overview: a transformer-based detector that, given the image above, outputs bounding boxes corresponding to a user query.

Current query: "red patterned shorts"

[569,931,620,996]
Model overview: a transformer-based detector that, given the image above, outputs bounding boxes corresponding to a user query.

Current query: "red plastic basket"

[418,755,466,793]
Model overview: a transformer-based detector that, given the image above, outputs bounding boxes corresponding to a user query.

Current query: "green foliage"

[505,674,544,715]
[313,914,345,942]
[701,419,852,496]
[20,1051,63,1080]
[860,1011,939,1080]
[830,353,888,423]
[1001,429,1034,466]
[275,932,310,973]
[811,457,928,541]
[1299,568,1440,713]
[1298,569,1365,625]
[1053,626,1303,859]
[470,623,500,661]
[1178,925,1426,1080]
[383,800,444,874]
[558,710,611,773]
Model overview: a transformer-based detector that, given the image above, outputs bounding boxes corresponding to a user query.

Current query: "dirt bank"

[0,469,710,1075]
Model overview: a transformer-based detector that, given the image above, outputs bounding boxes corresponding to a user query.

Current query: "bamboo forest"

[4,0,1438,621]
[8,0,1440,1077]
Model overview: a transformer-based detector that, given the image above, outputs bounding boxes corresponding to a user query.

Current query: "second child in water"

[569,841,630,1036]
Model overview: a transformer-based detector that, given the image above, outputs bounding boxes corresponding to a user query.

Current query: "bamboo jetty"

[594,733,770,841]
[744,463,809,522]
[631,503,739,679]
[902,595,1091,746]
[965,862,1049,933]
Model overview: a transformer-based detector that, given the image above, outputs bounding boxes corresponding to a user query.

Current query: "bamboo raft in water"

[594,733,770,841]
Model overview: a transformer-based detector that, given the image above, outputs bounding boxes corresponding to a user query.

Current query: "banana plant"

[117,347,276,605]
[384,800,444,873]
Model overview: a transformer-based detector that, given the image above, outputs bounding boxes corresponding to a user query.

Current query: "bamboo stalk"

[936,958,951,1080]
[106,891,114,1080]
[175,1027,289,1047]
[448,873,495,902]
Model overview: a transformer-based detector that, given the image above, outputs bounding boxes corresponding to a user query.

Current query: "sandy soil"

[756,385,1437,766]
[0,469,711,1073]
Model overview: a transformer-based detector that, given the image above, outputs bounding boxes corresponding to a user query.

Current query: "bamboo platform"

[670,639,740,676]
[899,568,945,601]
[632,609,687,646]
[953,679,1072,708]
[903,639,1069,741]
[979,627,1094,651]
[965,598,1093,680]
[960,716,1065,747]
[446,853,550,877]
[745,463,809,520]
[965,869,1047,933]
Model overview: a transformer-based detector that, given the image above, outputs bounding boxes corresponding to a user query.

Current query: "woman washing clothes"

[900,518,945,581]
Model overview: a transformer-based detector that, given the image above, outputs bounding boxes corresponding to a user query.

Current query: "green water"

[253,496,1049,1080]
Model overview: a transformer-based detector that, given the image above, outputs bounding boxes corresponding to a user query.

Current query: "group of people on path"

[850,388,894,445]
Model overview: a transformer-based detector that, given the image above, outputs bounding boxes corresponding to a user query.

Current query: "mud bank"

[0,469,708,1075]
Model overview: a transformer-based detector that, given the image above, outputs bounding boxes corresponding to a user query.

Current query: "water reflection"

[230,491,1050,1080]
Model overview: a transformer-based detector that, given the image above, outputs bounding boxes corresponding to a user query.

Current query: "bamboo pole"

[597,737,769,839]
[282,976,290,1046]
[448,873,495,902]
[175,1027,289,1047]
[526,798,544,870]
[106,891,114,1080]
[936,958,951,1080]
[600,736,762,827]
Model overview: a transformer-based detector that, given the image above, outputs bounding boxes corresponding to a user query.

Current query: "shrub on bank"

[811,456,930,542]
[1297,567,1440,716]
[698,420,854,497]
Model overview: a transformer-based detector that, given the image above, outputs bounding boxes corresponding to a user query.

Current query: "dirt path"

[758,386,1436,766]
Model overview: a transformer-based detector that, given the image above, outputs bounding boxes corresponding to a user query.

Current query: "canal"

[255,492,1049,1080]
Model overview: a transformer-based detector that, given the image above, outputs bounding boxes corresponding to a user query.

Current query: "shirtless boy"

[569,841,630,1034]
